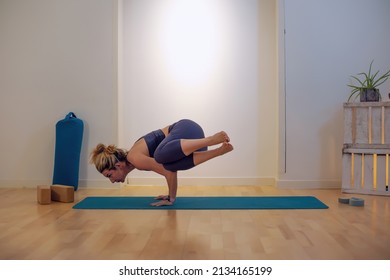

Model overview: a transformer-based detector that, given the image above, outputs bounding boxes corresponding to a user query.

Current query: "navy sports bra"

[141,122,177,157]
[142,129,165,157]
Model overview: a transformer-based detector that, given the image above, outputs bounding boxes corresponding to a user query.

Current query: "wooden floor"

[0,185,389,260]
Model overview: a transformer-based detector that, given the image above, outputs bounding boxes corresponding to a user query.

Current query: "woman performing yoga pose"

[90,119,234,206]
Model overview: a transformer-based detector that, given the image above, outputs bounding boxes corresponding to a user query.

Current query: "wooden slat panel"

[343,102,390,195]
[342,153,352,190]
[376,155,386,192]
[354,154,362,189]
[342,144,390,155]
[364,154,373,190]
[344,101,390,108]
[385,106,390,144]
[355,107,369,144]
[344,107,352,144]
[343,148,390,155]
[343,144,390,149]
[371,106,382,144]
[387,154,389,192]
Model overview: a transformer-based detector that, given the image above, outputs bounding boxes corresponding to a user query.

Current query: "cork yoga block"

[50,184,74,203]
[37,185,51,205]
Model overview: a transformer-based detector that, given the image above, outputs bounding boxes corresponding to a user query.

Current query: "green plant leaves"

[347,60,390,102]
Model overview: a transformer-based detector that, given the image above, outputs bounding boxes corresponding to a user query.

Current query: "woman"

[90,119,233,206]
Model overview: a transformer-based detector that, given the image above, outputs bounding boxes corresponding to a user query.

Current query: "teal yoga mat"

[72,196,328,210]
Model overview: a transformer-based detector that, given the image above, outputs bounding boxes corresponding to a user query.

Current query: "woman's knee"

[154,140,185,164]
[154,150,165,164]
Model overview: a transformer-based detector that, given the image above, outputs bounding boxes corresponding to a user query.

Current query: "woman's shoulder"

[128,139,148,157]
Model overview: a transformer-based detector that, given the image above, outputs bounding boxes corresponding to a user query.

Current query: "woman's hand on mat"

[154,195,169,200]
[150,199,173,207]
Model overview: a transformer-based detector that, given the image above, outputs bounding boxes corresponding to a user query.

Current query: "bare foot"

[192,142,234,166]
[210,131,230,146]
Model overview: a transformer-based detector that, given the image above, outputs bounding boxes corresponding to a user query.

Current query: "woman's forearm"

[129,153,178,205]
[165,171,178,202]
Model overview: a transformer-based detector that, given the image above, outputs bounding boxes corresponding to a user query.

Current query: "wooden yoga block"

[51,184,74,203]
[37,185,51,205]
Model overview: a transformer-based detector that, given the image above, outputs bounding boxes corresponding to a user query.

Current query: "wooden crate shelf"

[342,102,390,196]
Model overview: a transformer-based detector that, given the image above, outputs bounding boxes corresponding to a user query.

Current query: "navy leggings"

[154,119,207,171]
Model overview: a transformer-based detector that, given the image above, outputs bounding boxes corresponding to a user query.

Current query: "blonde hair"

[90,143,127,173]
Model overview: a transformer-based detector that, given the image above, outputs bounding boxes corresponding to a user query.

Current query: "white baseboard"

[0,178,271,188]
[0,179,116,189]
[0,178,342,189]
[276,179,341,189]
[125,177,276,187]
[0,179,51,188]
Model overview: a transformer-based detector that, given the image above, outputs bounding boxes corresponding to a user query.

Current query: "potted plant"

[348,60,390,102]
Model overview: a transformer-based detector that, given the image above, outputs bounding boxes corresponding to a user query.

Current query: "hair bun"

[90,143,127,172]
[106,145,117,154]
[95,143,106,154]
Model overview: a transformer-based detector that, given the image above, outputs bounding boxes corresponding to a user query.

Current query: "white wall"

[120,0,278,186]
[279,0,390,188]
[0,0,117,187]
[3,0,389,189]
[0,0,278,189]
